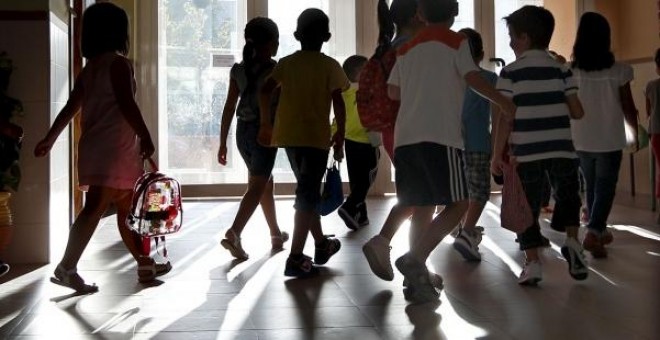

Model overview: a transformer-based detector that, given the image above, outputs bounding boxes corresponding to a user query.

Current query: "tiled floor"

[1,195,659,339]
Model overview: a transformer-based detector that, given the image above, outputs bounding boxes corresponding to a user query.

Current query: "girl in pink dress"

[34,3,170,293]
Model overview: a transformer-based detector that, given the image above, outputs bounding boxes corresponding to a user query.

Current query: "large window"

[159,0,246,185]
[151,0,557,195]
[159,0,355,186]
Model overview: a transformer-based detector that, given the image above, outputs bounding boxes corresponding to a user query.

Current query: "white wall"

[0,7,71,264]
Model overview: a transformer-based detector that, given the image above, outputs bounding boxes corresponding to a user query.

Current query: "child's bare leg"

[290,209,314,255]
[462,200,485,233]
[259,176,282,236]
[409,201,468,262]
[114,189,151,265]
[409,206,435,249]
[226,174,269,239]
[379,203,414,241]
[58,186,112,270]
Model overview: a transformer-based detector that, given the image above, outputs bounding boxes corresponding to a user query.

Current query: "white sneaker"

[518,260,542,285]
[452,227,483,261]
[561,237,589,281]
[362,235,394,281]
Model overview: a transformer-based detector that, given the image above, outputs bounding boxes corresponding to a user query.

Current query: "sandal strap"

[55,264,77,276]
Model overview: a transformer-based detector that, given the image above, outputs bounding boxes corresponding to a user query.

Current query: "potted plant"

[0,51,24,276]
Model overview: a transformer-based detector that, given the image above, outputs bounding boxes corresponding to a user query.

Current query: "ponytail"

[242,39,256,69]
[376,0,394,56]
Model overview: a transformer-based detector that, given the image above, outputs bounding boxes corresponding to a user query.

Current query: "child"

[491,5,587,285]
[645,48,660,225]
[34,3,169,292]
[258,8,349,278]
[452,28,498,262]
[336,55,381,230]
[218,17,288,260]
[570,12,638,258]
[387,0,514,303]
[363,0,431,284]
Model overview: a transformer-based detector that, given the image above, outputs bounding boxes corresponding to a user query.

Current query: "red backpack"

[356,47,399,131]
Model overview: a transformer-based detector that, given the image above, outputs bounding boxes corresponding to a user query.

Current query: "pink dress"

[77,52,143,190]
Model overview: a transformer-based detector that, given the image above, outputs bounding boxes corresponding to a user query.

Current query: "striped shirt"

[496,50,578,162]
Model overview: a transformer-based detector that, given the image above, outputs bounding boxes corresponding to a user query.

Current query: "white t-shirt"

[387,25,478,150]
[570,62,634,152]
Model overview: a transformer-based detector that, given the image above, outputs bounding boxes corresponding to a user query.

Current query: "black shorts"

[285,147,329,212]
[394,142,468,206]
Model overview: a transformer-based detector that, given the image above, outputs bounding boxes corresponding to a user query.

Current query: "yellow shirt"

[332,84,370,144]
[270,51,350,149]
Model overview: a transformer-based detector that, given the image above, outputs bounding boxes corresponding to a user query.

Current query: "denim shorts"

[285,147,329,212]
[516,157,581,250]
[236,121,277,177]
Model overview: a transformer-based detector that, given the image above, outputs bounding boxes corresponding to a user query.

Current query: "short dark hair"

[504,5,554,50]
[655,48,660,68]
[571,12,615,71]
[459,28,484,60]
[295,8,330,44]
[81,2,130,59]
[390,0,418,29]
[418,0,458,24]
[342,55,368,82]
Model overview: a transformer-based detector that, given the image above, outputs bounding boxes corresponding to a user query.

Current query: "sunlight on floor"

[610,224,660,242]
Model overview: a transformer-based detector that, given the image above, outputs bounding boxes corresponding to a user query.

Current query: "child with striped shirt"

[491,5,588,285]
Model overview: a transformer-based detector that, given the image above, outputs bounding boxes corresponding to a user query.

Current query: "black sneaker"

[314,236,341,265]
[284,254,319,278]
[356,203,370,227]
[338,204,359,230]
[0,261,9,278]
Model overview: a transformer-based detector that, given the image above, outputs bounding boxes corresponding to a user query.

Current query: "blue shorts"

[285,147,329,212]
[236,121,277,177]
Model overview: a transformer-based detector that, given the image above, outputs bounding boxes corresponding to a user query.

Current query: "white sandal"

[50,265,98,293]
[271,231,290,250]
[221,229,249,260]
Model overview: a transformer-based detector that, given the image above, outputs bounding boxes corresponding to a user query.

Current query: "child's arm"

[34,78,84,157]
[258,77,279,146]
[566,94,585,120]
[218,78,240,165]
[387,85,401,101]
[490,106,512,176]
[331,89,346,161]
[110,57,155,158]
[465,71,516,119]
[619,82,639,149]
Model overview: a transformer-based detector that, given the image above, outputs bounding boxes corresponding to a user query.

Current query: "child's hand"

[140,137,155,159]
[257,126,272,147]
[331,131,344,161]
[490,157,504,176]
[218,145,228,165]
[34,138,53,157]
